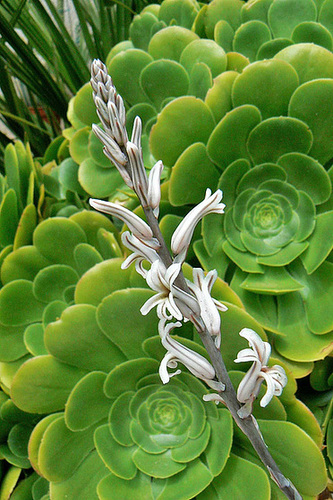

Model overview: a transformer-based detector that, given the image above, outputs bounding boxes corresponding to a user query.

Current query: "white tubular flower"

[126,141,148,204]
[147,160,164,218]
[140,261,183,320]
[159,330,225,391]
[121,231,159,278]
[89,198,157,245]
[171,189,226,263]
[187,268,228,347]
[234,328,287,418]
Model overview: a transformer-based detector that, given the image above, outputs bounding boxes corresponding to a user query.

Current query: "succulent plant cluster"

[0,0,332,497]
[54,0,333,370]
[0,213,327,499]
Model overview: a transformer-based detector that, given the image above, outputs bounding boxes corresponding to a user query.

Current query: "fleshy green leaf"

[180,39,227,78]
[33,265,79,303]
[72,83,98,127]
[275,42,333,84]
[268,0,317,38]
[150,96,215,167]
[233,20,272,62]
[288,78,333,165]
[275,292,333,361]
[0,280,44,326]
[104,359,159,399]
[247,116,313,164]
[94,424,137,480]
[240,267,304,294]
[45,304,126,372]
[50,450,106,500]
[232,59,299,119]
[74,259,132,306]
[169,143,219,206]
[65,372,110,431]
[97,470,154,500]
[292,21,333,50]
[205,71,238,123]
[140,60,189,110]
[204,0,244,37]
[207,105,262,170]
[108,49,153,105]
[11,356,87,413]
[197,453,271,500]
[300,211,333,273]
[78,158,124,198]
[33,218,86,268]
[259,420,327,496]
[97,289,158,360]
[148,26,198,61]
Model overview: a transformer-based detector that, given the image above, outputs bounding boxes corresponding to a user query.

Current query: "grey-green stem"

[142,204,303,500]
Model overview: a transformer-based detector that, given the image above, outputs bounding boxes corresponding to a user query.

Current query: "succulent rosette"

[146,45,333,367]
[0,211,327,498]
[194,0,333,60]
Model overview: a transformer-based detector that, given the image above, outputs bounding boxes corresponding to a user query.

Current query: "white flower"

[147,160,164,217]
[158,322,224,391]
[234,328,287,418]
[121,231,159,278]
[187,268,227,347]
[171,189,225,263]
[126,141,148,204]
[140,261,183,320]
[89,198,158,246]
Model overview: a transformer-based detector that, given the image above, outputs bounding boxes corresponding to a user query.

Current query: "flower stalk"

[89,59,302,500]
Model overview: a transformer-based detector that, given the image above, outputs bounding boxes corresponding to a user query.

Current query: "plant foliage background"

[0,0,332,498]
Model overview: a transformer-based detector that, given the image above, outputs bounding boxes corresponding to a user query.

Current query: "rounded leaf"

[289,78,333,165]
[169,143,220,206]
[292,21,333,50]
[208,105,262,170]
[268,0,317,38]
[148,26,198,61]
[275,42,333,83]
[232,59,299,119]
[140,60,189,109]
[107,49,153,105]
[233,20,272,62]
[150,96,215,167]
[247,116,313,164]
[180,39,227,78]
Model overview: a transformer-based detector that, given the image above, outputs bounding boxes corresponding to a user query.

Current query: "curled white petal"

[259,366,288,408]
[239,328,271,366]
[140,261,183,320]
[121,231,159,278]
[203,393,225,405]
[171,189,225,263]
[89,198,154,242]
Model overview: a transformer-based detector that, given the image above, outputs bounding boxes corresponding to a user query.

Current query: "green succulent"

[0,139,90,274]
[144,46,333,368]
[0,211,326,498]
